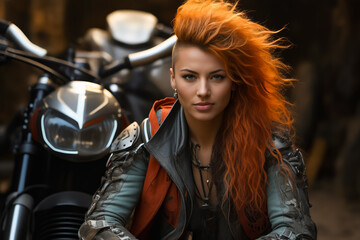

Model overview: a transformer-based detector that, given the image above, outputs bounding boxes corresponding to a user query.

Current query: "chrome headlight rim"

[40,110,119,161]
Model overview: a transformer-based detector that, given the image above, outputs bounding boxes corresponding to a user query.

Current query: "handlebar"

[128,35,176,68]
[0,20,47,56]
[99,35,177,77]
[0,19,177,81]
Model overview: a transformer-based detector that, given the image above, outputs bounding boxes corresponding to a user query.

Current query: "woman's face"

[170,45,233,124]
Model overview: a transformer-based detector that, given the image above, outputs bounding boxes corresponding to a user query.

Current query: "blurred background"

[0,0,359,239]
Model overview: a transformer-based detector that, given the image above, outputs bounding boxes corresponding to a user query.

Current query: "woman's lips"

[194,102,213,111]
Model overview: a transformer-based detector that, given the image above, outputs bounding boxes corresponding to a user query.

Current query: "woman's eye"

[182,74,195,80]
[211,74,225,81]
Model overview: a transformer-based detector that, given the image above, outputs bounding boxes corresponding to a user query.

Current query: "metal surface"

[6,24,47,56]
[42,81,121,129]
[107,10,158,45]
[128,35,177,67]
[38,81,122,160]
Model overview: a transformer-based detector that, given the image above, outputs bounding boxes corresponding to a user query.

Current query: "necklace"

[191,142,213,209]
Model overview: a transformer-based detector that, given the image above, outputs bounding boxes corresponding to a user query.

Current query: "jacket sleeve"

[258,143,317,239]
[78,122,149,240]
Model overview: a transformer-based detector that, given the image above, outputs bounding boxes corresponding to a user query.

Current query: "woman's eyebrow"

[210,69,225,74]
[179,69,225,74]
[180,69,197,73]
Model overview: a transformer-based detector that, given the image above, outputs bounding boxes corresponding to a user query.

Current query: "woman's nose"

[196,78,210,97]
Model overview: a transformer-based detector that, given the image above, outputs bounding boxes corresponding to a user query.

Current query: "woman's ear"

[170,68,176,90]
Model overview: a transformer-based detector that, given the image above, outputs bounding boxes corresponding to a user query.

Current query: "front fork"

[1,75,55,240]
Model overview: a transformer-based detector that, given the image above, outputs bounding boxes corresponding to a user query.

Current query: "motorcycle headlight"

[41,110,117,160]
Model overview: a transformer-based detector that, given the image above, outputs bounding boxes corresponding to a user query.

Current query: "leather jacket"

[79,100,317,240]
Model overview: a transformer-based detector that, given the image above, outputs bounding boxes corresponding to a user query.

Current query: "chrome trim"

[41,114,78,155]
[106,120,118,149]
[7,24,47,56]
[142,118,150,143]
[41,114,117,156]
[43,81,121,130]
[128,35,177,67]
[8,205,21,240]
[38,75,57,88]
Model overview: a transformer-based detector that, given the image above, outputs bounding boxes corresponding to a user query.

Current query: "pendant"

[201,203,209,209]
[201,198,210,209]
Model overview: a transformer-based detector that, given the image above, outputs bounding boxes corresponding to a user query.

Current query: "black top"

[187,202,234,240]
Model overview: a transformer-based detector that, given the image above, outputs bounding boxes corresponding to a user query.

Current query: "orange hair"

[173,0,294,219]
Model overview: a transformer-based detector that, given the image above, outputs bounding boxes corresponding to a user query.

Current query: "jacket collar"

[145,100,188,157]
[144,100,191,191]
[144,100,195,238]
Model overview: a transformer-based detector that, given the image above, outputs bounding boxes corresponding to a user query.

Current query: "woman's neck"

[185,114,223,149]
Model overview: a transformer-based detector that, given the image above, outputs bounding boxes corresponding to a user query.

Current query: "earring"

[173,89,178,99]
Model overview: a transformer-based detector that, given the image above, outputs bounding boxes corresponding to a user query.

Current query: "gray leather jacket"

[79,101,317,240]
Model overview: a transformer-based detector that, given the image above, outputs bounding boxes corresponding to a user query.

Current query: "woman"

[79,0,317,239]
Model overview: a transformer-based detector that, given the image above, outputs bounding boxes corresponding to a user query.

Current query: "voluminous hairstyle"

[173,0,294,220]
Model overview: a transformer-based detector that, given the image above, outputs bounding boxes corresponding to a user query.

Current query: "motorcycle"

[0,19,176,240]
[80,9,174,124]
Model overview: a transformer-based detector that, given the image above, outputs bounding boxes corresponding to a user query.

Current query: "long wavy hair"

[173,0,294,219]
